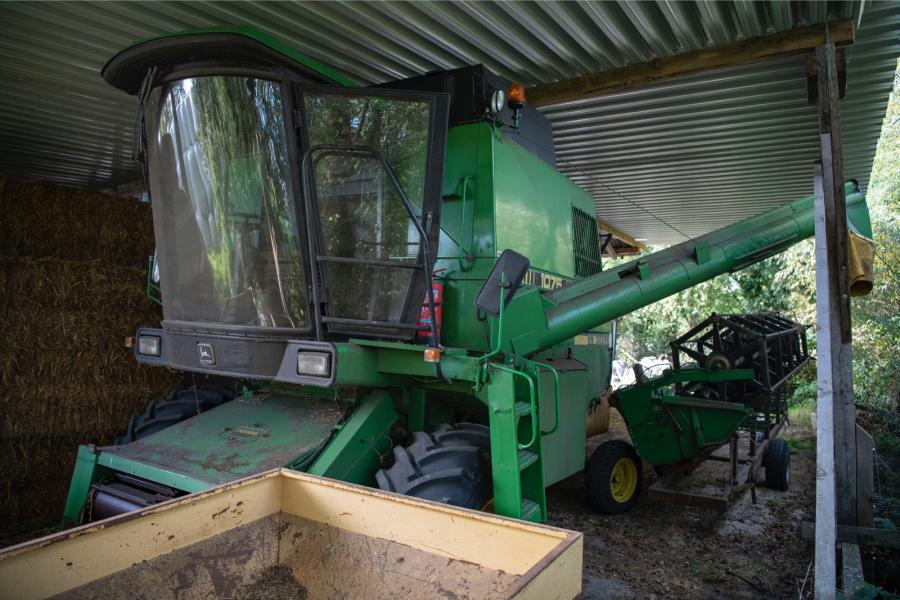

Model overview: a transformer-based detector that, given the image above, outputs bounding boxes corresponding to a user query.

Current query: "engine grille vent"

[572,206,602,278]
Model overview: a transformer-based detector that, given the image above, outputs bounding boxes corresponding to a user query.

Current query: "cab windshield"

[146,76,309,329]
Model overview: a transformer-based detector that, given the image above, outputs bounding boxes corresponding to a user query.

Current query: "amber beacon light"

[507,82,525,128]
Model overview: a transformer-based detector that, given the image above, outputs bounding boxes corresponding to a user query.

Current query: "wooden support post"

[813,164,837,599]
[814,39,858,599]
[816,41,857,528]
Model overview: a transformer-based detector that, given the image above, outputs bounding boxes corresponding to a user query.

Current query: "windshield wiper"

[133,66,159,202]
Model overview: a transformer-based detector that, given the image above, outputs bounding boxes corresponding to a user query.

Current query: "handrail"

[458,175,474,271]
[490,363,538,450]
[527,360,560,436]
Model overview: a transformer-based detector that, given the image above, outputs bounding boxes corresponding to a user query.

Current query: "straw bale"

[0,255,151,313]
[1,177,176,535]
[0,176,155,265]
[1,383,168,439]
[0,258,168,389]
[0,435,84,541]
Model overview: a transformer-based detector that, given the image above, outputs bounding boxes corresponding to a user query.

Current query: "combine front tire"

[586,440,642,514]
[764,438,791,491]
[375,423,492,510]
[115,385,236,444]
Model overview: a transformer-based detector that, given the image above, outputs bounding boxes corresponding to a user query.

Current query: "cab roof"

[102,26,357,94]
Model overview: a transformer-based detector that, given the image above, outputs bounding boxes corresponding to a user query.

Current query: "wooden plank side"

[841,543,864,597]
[529,21,855,106]
[0,472,283,600]
[856,425,875,527]
[278,469,573,577]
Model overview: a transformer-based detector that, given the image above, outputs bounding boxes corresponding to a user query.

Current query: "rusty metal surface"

[102,395,345,485]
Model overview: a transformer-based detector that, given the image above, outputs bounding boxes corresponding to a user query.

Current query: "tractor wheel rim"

[610,458,638,502]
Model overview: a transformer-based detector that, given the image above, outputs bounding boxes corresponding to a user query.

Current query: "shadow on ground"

[547,413,815,600]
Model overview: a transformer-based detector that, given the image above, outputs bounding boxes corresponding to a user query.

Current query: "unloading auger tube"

[493,181,872,358]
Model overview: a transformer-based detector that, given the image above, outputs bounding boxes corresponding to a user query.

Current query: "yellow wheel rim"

[610,458,638,503]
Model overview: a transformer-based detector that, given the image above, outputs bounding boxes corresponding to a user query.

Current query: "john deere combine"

[62,27,873,525]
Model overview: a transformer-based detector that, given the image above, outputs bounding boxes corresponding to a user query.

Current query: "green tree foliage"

[853,63,900,410]
[611,248,810,360]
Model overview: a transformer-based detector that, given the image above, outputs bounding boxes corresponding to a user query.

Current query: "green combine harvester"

[63,27,873,525]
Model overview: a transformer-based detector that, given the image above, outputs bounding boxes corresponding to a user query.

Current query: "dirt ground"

[547,413,816,600]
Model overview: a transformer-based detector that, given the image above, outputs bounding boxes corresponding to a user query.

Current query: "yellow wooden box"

[0,469,582,599]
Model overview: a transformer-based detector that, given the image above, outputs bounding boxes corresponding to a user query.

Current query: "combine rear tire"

[115,385,236,444]
[375,423,491,510]
[586,440,642,514]
[764,438,791,491]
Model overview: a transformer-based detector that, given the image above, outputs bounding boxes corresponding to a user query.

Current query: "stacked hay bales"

[0,176,175,538]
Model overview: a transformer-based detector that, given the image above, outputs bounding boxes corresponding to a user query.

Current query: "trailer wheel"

[115,385,236,445]
[375,423,491,510]
[586,440,642,514]
[764,438,791,491]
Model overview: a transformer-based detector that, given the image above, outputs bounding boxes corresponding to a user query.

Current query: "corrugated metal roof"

[0,1,897,243]
[547,3,899,242]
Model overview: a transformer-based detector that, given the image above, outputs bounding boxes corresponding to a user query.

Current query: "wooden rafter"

[529,20,855,107]
[596,218,647,252]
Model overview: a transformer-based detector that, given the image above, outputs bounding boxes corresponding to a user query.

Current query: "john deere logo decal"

[197,343,215,366]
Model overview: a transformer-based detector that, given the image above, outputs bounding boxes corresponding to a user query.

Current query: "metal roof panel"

[0,0,896,242]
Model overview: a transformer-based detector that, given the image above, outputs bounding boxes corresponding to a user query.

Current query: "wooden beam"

[529,20,855,107]
[802,522,900,549]
[603,245,640,258]
[816,42,857,528]
[596,218,647,251]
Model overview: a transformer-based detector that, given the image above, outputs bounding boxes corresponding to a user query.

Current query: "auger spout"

[504,182,872,357]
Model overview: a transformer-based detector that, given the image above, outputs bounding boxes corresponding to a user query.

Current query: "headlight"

[490,89,506,114]
[297,352,331,377]
[137,335,161,357]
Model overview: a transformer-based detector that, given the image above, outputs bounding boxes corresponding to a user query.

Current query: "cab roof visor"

[102,29,345,94]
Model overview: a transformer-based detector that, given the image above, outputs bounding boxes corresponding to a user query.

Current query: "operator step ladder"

[487,364,547,523]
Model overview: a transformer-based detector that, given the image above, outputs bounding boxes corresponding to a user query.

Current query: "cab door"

[296,86,449,340]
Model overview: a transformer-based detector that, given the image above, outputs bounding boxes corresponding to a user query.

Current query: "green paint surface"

[493,133,595,279]
[616,368,755,465]
[98,394,345,486]
[308,390,398,486]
